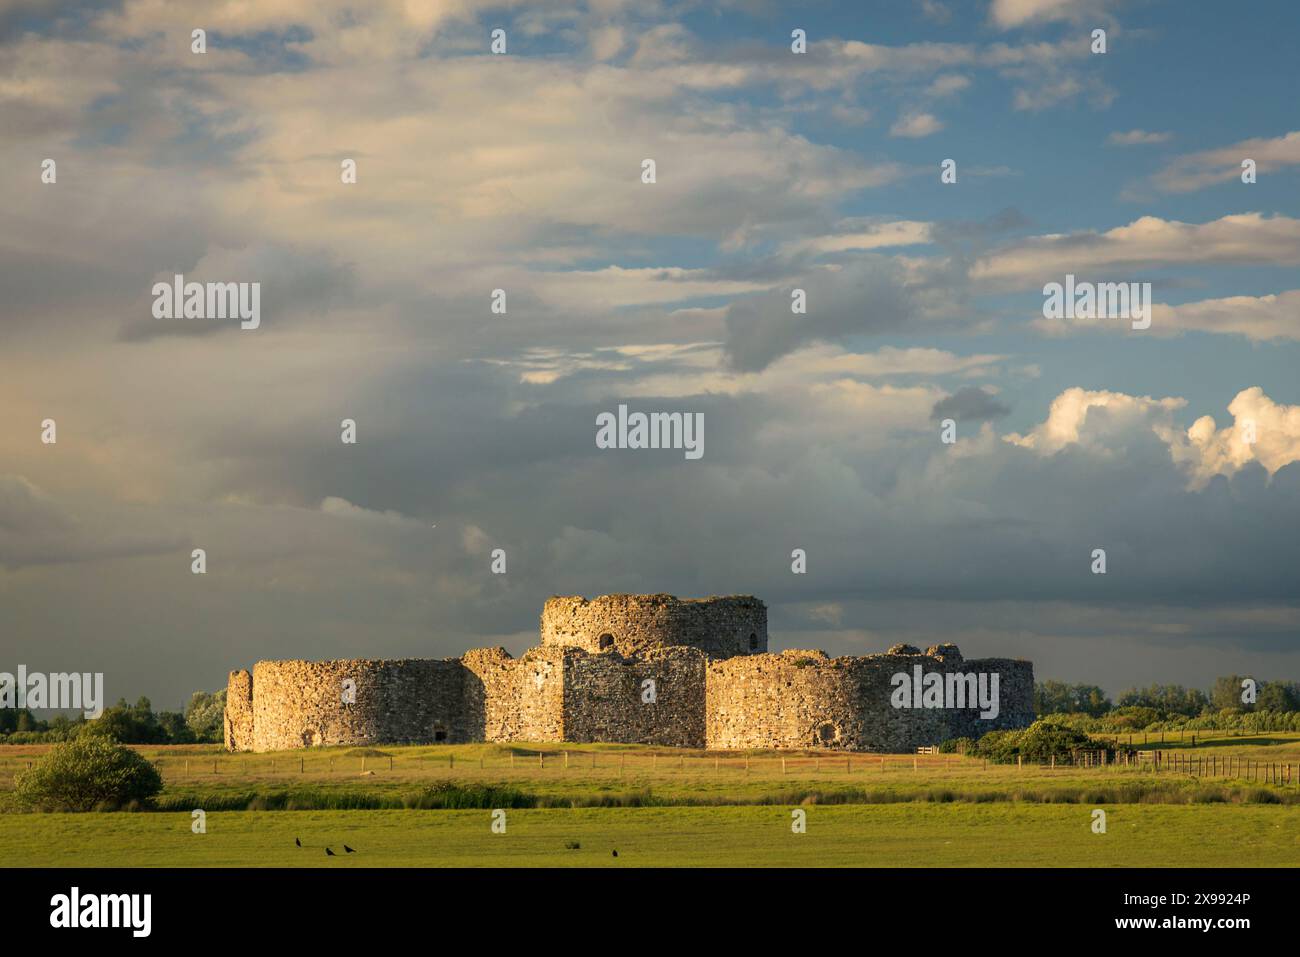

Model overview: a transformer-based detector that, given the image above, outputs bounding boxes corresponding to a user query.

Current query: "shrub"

[13,736,163,811]
[971,720,1097,764]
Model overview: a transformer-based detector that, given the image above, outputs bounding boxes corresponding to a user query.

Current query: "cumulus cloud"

[1006,386,1300,489]
[1177,388,1300,487]
[1005,388,1186,454]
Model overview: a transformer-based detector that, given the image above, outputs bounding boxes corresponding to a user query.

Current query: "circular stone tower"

[540,593,767,659]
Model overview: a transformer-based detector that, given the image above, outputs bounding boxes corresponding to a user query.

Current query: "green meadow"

[3,804,1298,867]
[3,736,1300,866]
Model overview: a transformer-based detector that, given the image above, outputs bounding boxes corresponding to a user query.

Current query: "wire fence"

[68,748,1291,787]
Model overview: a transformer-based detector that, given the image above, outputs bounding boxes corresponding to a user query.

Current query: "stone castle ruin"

[225,594,1034,753]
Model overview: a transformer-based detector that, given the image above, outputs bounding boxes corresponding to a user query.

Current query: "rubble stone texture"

[225,594,1034,752]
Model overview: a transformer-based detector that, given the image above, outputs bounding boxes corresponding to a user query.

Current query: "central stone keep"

[541,593,768,658]
[224,593,1034,753]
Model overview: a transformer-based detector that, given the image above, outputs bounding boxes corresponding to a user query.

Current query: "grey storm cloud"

[930,386,1012,422]
[722,257,917,371]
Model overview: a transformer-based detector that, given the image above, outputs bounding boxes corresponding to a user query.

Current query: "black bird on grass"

[325,847,336,856]
[344,845,355,854]
[295,837,301,847]
[611,850,618,858]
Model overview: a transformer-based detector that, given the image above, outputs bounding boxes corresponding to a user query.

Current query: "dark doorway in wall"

[598,633,615,650]
[748,633,759,651]
[434,729,448,742]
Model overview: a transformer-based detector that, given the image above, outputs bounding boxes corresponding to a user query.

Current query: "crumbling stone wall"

[562,646,707,747]
[706,648,1034,752]
[541,594,767,658]
[224,669,254,752]
[461,646,567,742]
[244,658,465,752]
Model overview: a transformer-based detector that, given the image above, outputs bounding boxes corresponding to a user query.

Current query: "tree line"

[0,690,225,744]
[1034,676,1300,732]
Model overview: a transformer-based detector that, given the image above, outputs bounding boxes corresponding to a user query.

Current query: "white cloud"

[1154,290,1300,341]
[1153,130,1300,192]
[890,111,944,138]
[779,220,933,257]
[1006,386,1300,489]
[1177,388,1300,487]
[972,213,1300,287]
[1005,388,1186,454]
[1108,129,1171,146]
[990,0,1114,28]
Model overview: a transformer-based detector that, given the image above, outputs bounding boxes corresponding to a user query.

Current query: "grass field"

[4,735,1300,866]
[4,804,1299,867]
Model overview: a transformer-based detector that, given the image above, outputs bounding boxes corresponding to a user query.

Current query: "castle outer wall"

[704,648,1034,751]
[225,595,1035,753]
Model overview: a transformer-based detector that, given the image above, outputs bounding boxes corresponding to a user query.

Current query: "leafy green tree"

[184,689,227,742]
[82,697,169,744]
[1211,675,1250,712]
[1258,681,1300,712]
[1034,680,1111,717]
[14,736,163,811]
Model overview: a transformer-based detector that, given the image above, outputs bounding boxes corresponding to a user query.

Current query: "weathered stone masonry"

[226,594,1033,752]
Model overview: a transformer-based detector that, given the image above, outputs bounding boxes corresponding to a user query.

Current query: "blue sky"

[2,0,1299,705]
